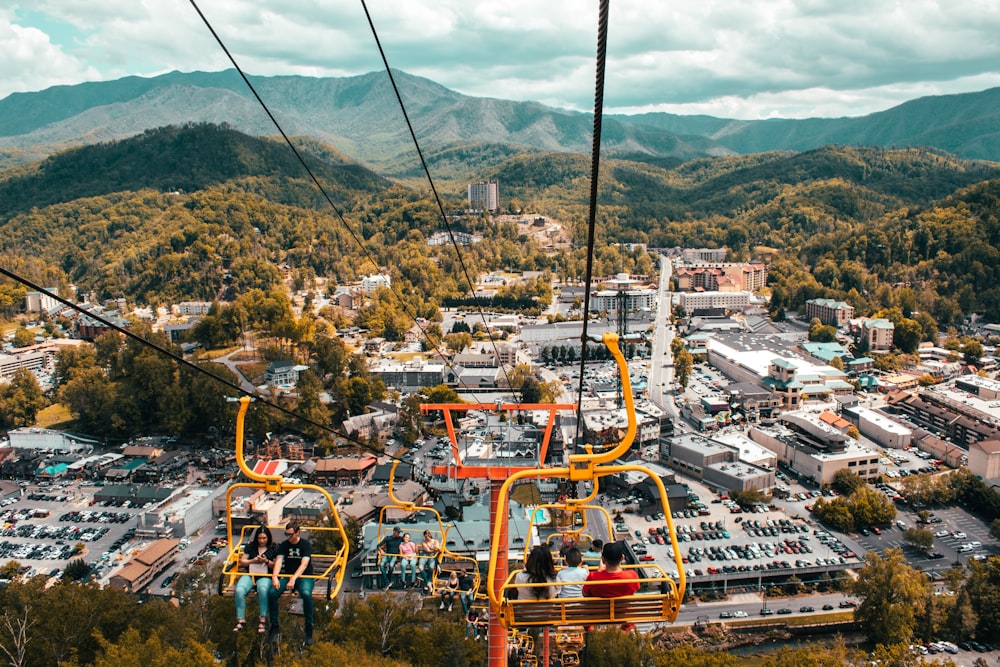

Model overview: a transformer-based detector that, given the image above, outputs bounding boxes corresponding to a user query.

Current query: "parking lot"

[853,502,999,577]
[609,475,861,594]
[0,481,156,582]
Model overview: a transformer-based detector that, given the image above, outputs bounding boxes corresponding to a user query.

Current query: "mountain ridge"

[3,69,1000,173]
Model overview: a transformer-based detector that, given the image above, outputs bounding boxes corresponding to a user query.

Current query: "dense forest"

[2,123,1000,324]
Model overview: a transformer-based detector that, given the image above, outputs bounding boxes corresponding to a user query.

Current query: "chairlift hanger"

[217,396,350,600]
[487,332,686,629]
[375,460,481,594]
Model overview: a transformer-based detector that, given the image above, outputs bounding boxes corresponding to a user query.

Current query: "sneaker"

[385,582,393,591]
[447,604,453,612]
[439,601,446,610]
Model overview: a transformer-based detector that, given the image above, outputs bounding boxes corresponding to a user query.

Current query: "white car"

[732,610,749,618]
[934,530,949,537]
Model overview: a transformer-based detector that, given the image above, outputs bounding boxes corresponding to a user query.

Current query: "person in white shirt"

[555,547,588,598]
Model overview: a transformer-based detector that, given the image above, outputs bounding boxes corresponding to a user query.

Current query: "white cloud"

[3,1,1000,119]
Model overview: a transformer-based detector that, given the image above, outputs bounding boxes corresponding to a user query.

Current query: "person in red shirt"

[582,541,639,598]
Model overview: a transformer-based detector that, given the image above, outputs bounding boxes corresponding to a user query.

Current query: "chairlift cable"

[360,0,520,403]
[187,0,478,399]
[574,0,611,450]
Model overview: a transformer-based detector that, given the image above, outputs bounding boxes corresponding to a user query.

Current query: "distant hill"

[0,123,390,216]
[3,69,1000,175]
[0,69,713,175]
[619,87,1000,162]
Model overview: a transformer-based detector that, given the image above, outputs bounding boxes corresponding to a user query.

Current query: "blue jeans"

[234,575,273,621]
[418,557,437,582]
[400,557,418,585]
[268,577,315,627]
[460,590,474,613]
[380,556,398,587]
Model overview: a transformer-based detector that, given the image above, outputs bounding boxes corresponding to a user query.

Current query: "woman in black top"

[234,526,278,634]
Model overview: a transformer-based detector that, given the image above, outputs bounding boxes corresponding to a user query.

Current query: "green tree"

[811,496,855,533]
[0,368,47,428]
[808,322,838,343]
[894,318,923,354]
[11,327,34,348]
[990,518,1000,541]
[832,469,865,496]
[442,332,471,353]
[62,558,91,581]
[851,548,930,645]
[963,339,984,364]
[421,384,461,405]
[965,555,1000,638]
[296,369,331,437]
[520,375,542,403]
[0,561,22,580]
[91,627,216,667]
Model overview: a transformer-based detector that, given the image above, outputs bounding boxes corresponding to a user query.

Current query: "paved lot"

[0,480,214,588]
[607,475,861,594]
[853,503,999,577]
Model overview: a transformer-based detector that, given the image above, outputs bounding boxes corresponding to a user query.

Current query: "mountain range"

[2,69,1000,176]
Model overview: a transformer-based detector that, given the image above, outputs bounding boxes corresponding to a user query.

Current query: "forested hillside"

[3,123,1000,325]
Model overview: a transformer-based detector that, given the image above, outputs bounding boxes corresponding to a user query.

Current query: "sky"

[4,0,1000,120]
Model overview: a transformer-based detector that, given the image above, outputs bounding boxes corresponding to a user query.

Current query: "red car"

[871,526,881,535]
[639,554,655,562]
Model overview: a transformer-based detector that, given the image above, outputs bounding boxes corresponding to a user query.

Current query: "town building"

[681,248,728,263]
[674,263,768,293]
[969,439,1000,480]
[467,179,500,213]
[858,318,894,353]
[666,433,774,492]
[885,386,1000,448]
[109,538,180,593]
[840,405,912,449]
[588,273,657,313]
[25,289,60,313]
[370,358,445,393]
[7,428,100,454]
[174,301,213,316]
[748,417,880,485]
[310,455,378,486]
[0,350,46,380]
[804,298,854,327]
[675,291,751,313]
[361,273,392,294]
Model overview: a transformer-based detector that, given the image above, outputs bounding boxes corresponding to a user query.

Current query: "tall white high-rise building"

[467,179,500,213]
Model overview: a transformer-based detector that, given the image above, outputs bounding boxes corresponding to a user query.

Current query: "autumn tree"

[902,527,934,552]
[849,486,897,527]
[964,556,1000,638]
[851,548,930,645]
